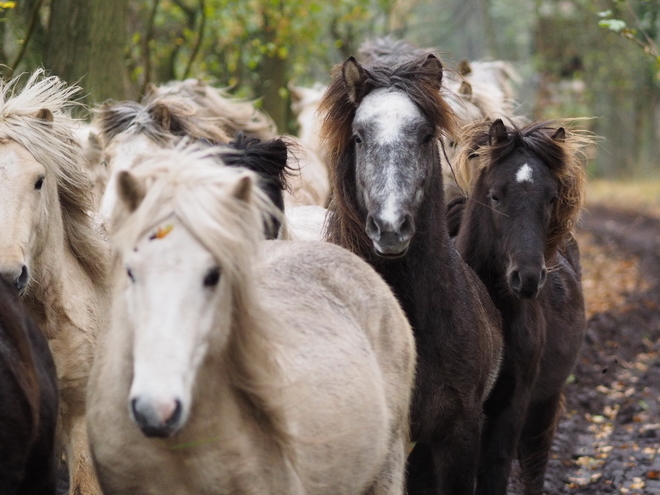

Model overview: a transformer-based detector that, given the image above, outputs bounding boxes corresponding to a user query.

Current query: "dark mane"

[220,133,291,211]
[456,119,591,255]
[319,55,457,255]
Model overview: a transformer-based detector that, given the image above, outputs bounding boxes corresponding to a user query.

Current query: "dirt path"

[510,205,660,494]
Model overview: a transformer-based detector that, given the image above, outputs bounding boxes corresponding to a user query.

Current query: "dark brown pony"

[0,278,59,494]
[450,119,590,495]
[320,54,503,494]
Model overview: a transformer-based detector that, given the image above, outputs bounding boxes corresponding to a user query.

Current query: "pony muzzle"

[130,396,184,438]
[508,264,547,299]
[366,213,414,257]
[0,262,29,295]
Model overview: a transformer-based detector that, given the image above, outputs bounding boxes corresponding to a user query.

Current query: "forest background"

[1,0,659,178]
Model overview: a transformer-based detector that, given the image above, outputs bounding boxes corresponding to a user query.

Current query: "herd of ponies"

[0,38,594,495]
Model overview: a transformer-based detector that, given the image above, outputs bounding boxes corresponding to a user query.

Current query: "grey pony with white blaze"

[345,57,439,257]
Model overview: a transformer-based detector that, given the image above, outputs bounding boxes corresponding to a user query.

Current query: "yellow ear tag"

[149,224,174,241]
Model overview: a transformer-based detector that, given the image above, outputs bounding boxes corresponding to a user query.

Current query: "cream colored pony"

[0,70,109,495]
[87,144,416,495]
[148,78,329,207]
[93,96,232,220]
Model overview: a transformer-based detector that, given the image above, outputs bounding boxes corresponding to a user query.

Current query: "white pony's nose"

[130,396,183,438]
[0,263,29,294]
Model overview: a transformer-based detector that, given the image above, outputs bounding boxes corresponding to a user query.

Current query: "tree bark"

[46,0,128,103]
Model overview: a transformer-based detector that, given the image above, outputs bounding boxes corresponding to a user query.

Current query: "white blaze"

[355,89,423,145]
[516,163,534,183]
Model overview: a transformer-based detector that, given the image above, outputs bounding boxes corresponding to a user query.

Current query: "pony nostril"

[366,215,381,238]
[509,270,522,293]
[166,400,183,428]
[16,265,28,292]
[398,214,415,239]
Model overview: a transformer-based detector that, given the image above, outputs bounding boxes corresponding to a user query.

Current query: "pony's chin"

[373,245,409,259]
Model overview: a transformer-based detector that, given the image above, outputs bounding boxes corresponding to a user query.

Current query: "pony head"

[112,144,279,438]
[0,70,102,295]
[456,119,589,299]
[95,96,231,219]
[320,54,456,258]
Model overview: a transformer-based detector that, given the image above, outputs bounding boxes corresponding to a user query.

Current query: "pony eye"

[34,176,45,190]
[203,267,220,287]
[127,268,135,282]
[423,134,435,145]
[354,135,362,144]
[490,194,500,204]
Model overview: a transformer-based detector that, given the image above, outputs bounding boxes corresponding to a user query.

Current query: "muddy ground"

[510,204,660,494]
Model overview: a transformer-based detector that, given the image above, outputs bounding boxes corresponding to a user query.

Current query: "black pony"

[320,54,503,494]
[450,119,589,495]
[0,278,59,494]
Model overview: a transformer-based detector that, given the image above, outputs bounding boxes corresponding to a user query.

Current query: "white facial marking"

[355,89,424,145]
[516,163,534,183]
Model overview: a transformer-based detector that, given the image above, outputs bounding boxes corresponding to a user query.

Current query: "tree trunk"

[257,52,287,133]
[88,0,129,102]
[46,0,128,104]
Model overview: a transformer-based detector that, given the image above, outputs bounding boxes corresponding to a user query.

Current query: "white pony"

[87,144,416,495]
[0,70,109,494]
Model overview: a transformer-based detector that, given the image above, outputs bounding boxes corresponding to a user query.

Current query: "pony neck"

[370,155,456,329]
[24,203,108,340]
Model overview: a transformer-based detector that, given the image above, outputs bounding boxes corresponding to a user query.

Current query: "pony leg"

[432,413,482,495]
[406,412,482,495]
[517,393,564,495]
[477,391,532,495]
[66,414,102,495]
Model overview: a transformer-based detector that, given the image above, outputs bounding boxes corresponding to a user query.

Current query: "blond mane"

[455,119,594,253]
[144,79,277,141]
[0,69,108,282]
[94,93,232,148]
[112,143,292,461]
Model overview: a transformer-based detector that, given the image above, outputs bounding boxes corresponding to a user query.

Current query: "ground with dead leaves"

[509,204,660,494]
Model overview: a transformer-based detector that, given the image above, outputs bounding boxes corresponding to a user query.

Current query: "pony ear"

[457,59,472,76]
[35,108,54,123]
[489,119,508,146]
[551,127,566,143]
[117,171,146,212]
[459,81,473,99]
[342,57,368,105]
[232,174,253,203]
[150,103,185,134]
[422,54,444,88]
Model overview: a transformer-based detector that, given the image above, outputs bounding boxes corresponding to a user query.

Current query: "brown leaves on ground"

[577,231,651,319]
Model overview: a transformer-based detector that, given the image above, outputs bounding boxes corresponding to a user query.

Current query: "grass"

[586,178,660,215]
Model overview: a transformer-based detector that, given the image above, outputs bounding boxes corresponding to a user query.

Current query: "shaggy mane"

[95,94,231,148]
[319,54,457,255]
[144,79,277,140]
[0,69,108,283]
[112,143,293,464]
[455,119,593,254]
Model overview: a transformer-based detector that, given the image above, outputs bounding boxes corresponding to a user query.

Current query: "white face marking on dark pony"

[355,89,425,145]
[516,163,534,183]
[354,89,426,228]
